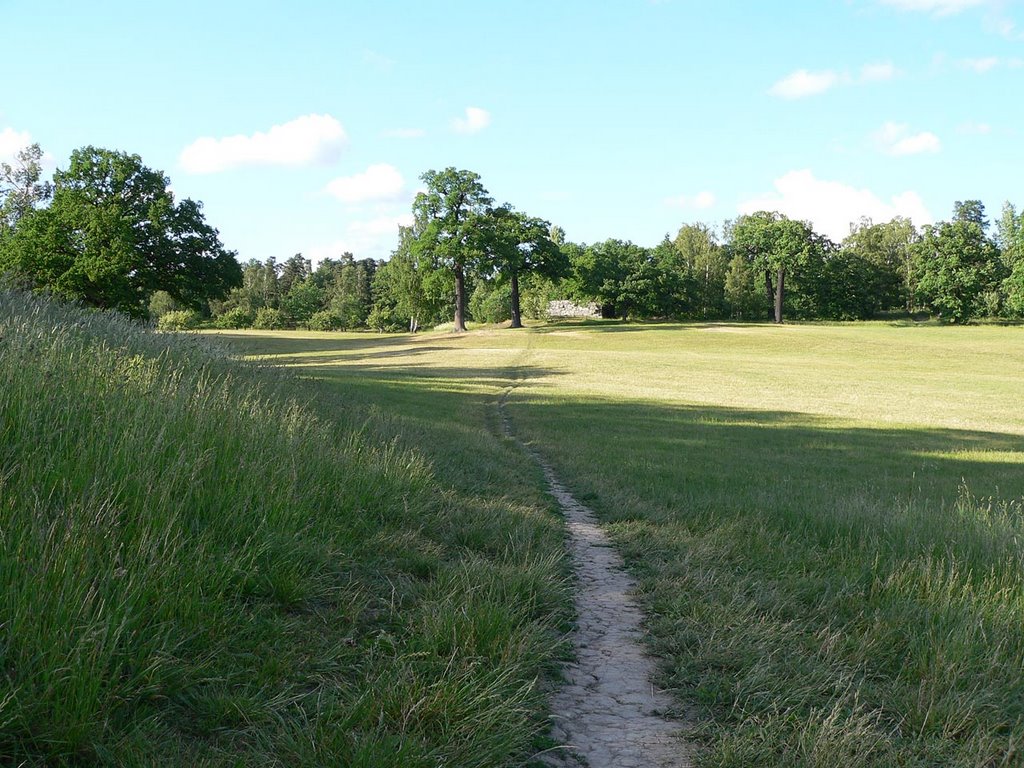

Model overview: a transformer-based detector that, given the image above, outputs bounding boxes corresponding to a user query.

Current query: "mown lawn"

[219,319,1024,767]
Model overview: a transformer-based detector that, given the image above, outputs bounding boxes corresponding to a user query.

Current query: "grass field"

[0,293,572,767]
[215,319,1024,767]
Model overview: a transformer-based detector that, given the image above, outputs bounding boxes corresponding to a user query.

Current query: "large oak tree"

[484,206,566,328]
[411,168,492,332]
[1,146,240,316]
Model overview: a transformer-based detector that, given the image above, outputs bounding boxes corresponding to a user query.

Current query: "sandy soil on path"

[499,397,693,767]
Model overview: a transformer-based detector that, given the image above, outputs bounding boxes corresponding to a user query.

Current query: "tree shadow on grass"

[208,331,429,357]
[509,395,1024,540]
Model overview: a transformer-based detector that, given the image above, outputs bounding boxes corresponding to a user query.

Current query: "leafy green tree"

[371,225,450,332]
[282,277,324,325]
[148,290,180,320]
[0,143,52,236]
[411,168,493,331]
[278,253,311,296]
[469,280,512,324]
[841,217,917,312]
[1,146,239,316]
[674,222,727,318]
[996,202,1022,273]
[723,252,761,319]
[914,202,1004,322]
[730,211,815,323]
[566,239,647,317]
[325,253,376,329]
[483,206,567,328]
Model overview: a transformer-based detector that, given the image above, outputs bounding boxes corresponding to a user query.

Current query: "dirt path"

[499,394,693,767]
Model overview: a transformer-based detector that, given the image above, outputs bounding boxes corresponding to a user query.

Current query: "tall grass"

[0,291,570,765]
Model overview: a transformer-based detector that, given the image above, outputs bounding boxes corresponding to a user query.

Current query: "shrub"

[217,307,255,329]
[306,310,344,331]
[148,290,179,320]
[253,307,287,330]
[156,309,201,331]
[469,281,512,325]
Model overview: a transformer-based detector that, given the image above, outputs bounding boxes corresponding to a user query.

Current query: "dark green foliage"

[148,289,181,320]
[253,307,287,329]
[675,223,728,319]
[306,309,345,330]
[842,217,916,312]
[0,146,240,316]
[371,226,452,331]
[915,204,1005,323]
[412,168,493,331]
[156,308,201,330]
[481,206,567,327]
[216,306,255,329]
[282,277,324,325]
[469,280,513,324]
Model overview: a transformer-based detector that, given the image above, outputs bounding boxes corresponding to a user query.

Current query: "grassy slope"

[0,294,570,767]
[219,320,1024,767]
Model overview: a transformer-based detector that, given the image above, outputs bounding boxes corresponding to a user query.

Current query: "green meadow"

[217,319,1024,767]
[0,292,571,767]
[5,292,1023,766]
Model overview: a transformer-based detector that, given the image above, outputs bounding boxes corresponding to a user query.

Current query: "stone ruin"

[547,300,601,319]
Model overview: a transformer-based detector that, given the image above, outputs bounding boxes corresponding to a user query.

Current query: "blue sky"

[2,0,1021,263]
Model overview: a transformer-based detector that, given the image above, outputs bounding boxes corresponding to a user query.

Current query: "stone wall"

[547,299,601,319]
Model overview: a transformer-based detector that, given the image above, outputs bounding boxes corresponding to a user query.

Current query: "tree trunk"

[453,265,467,332]
[774,267,785,323]
[764,271,774,321]
[509,271,522,328]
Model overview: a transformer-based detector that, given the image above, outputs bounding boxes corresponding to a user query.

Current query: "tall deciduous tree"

[1,146,240,316]
[730,211,814,323]
[0,143,52,236]
[411,168,492,332]
[914,202,1003,322]
[484,206,566,328]
[841,217,918,312]
[674,222,727,319]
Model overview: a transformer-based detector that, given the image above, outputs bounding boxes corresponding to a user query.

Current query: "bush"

[367,304,407,332]
[252,307,287,330]
[216,307,255,329]
[148,290,179,320]
[306,310,344,331]
[469,281,512,324]
[156,309,201,331]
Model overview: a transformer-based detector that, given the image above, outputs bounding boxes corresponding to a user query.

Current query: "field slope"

[0,292,571,767]
[217,319,1024,768]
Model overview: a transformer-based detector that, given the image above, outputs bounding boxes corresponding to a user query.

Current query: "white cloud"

[738,169,933,241]
[384,127,425,139]
[0,126,33,163]
[958,56,999,72]
[958,55,999,72]
[664,191,717,210]
[179,114,347,174]
[872,122,942,156]
[769,69,841,99]
[878,0,987,15]
[306,212,414,263]
[859,62,897,82]
[957,121,992,134]
[769,62,895,99]
[325,164,405,204]
[451,106,491,134]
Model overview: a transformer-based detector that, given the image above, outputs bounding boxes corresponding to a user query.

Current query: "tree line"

[3,150,1023,328]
